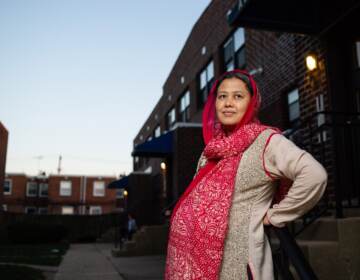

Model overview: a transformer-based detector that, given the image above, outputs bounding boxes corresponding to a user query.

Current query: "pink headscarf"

[202,69,262,144]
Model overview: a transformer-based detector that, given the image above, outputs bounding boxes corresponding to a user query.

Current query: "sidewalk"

[96,243,166,280]
[54,243,166,280]
[55,244,124,280]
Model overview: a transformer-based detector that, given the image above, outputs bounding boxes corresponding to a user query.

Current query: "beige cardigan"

[195,129,327,279]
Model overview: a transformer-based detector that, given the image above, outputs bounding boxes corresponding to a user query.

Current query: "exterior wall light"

[306,54,318,71]
[160,162,166,170]
[123,190,128,196]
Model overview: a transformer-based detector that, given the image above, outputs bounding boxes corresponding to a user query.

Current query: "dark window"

[167,107,176,130]
[179,91,190,122]
[287,89,300,126]
[223,28,246,71]
[4,179,11,195]
[198,60,215,107]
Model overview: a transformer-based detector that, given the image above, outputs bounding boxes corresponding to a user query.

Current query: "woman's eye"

[218,94,226,99]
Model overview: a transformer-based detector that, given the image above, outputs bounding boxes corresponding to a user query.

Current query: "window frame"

[179,90,191,122]
[39,183,49,197]
[93,181,105,197]
[4,179,12,195]
[26,182,38,197]
[60,180,72,197]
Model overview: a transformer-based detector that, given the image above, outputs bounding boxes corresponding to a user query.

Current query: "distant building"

[3,173,117,215]
[0,122,8,209]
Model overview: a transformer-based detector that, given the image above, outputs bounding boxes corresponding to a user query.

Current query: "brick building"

[0,122,8,208]
[113,0,360,224]
[3,173,117,215]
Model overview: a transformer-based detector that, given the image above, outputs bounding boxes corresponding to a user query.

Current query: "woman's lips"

[223,111,236,117]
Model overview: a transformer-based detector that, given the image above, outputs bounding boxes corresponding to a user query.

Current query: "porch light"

[123,190,128,196]
[160,162,166,170]
[306,54,317,71]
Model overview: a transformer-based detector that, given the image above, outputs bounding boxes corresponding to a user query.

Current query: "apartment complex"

[3,173,118,215]
[120,0,360,222]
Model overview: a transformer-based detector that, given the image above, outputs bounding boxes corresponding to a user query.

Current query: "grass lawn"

[0,242,69,266]
[0,264,45,280]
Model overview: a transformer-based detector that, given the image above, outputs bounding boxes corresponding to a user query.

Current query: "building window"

[356,41,360,68]
[116,189,124,199]
[199,60,215,106]
[89,206,102,215]
[39,183,48,197]
[26,182,38,197]
[167,107,176,130]
[25,207,37,214]
[60,181,72,196]
[154,125,161,138]
[179,90,190,122]
[316,94,327,142]
[4,179,12,195]
[287,88,300,126]
[223,27,246,71]
[93,181,105,197]
[3,204,7,211]
[38,207,48,215]
[62,206,74,215]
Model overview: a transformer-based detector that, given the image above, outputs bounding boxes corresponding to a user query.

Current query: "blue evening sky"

[0,0,210,177]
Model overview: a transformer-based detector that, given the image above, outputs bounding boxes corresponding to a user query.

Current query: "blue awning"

[107,176,129,189]
[132,130,173,157]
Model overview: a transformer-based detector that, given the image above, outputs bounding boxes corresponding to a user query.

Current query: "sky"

[0,0,211,177]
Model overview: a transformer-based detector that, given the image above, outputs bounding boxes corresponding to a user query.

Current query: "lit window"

[39,183,48,197]
[26,182,38,197]
[93,181,105,197]
[223,27,246,71]
[62,206,74,215]
[89,206,102,215]
[287,89,300,125]
[3,204,7,211]
[116,189,124,198]
[198,60,215,106]
[60,181,72,196]
[4,179,12,195]
[179,91,190,122]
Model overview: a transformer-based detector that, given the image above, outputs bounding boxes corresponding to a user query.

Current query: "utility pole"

[57,155,62,175]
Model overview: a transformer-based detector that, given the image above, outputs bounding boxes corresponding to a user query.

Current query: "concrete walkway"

[54,244,166,280]
[55,244,124,280]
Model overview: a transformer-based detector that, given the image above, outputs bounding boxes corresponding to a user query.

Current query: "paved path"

[54,244,166,280]
[55,244,124,280]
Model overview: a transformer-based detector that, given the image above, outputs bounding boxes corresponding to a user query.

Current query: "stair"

[272,215,360,280]
[112,224,169,257]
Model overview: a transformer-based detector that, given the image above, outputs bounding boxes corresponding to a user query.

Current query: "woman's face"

[215,77,252,131]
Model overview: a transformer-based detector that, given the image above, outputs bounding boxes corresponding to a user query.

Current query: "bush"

[8,223,68,244]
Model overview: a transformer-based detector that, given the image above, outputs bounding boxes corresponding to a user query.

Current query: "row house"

[3,173,118,215]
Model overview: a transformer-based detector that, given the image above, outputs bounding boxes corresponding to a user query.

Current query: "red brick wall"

[0,122,8,206]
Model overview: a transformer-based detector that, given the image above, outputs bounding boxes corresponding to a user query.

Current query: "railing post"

[272,226,318,280]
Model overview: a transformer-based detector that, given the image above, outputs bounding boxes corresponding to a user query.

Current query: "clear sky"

[0,0,210,177]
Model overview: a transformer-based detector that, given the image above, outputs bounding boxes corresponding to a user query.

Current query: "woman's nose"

[225,97,233,106]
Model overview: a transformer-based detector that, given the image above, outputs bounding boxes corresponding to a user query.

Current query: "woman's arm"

[263,134,328,227]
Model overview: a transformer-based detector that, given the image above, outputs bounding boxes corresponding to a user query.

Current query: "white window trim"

[89,206,102,215]
[60,180,72,196]
[93,181,105,197]
[4,179,12,195]
[26,182,38,197]
[39,183,49,197]
[62,206,74,215]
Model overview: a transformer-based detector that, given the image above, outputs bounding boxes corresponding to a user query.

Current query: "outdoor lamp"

[123,190,128,196]
[160,162,166,170]
[306,54,317,71]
